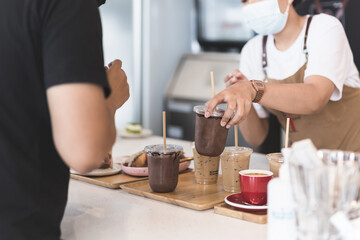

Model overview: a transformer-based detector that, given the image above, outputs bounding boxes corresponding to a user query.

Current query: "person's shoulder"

[241,35,263,56]
[310,13,343,32]
[240,35,263,74]
[308,14,345,43]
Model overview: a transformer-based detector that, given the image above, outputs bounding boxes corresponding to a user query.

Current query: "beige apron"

[262,16,360,151]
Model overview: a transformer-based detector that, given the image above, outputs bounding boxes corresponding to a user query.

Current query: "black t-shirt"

[0,0,109,239]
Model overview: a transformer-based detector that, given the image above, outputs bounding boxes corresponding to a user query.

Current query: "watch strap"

[251,80,265,103]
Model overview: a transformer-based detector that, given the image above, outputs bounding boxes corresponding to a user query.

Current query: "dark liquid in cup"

[194,113,229,157]
[244,173,269,176]
[147,150,182,193]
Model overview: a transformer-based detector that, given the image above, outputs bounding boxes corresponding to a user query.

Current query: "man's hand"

[224,69,249,88]
[205,81,256,129]
[106,59,130,114]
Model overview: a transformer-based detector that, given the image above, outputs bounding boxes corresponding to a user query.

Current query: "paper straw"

[163,111,166,151]
[235,125,238,151]
[285,117,290,148]
[210,72,215,97]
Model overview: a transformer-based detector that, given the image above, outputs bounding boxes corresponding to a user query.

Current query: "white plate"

[117,129,152,138]
[117,156,191,177]
[70,165,121,177]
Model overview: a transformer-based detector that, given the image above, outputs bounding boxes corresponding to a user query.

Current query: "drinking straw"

[210,72,215,97]
[163,111,166,151]
[235,125,238,151]
[285,117,290,148]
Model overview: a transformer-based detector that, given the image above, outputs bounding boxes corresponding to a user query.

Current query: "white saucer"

[225,193,268,212]
[70,165,121,177]
[117,129,152,138]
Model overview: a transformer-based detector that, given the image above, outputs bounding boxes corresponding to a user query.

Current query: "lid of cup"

[193,105,225,117]
[223,146,253,156]
[144,144,183,154]
[266,153,284,163]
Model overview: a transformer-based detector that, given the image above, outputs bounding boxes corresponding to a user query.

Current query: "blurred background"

[99,0,359,153]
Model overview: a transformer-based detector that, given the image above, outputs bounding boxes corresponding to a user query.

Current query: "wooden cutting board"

[214,203,267,224]
[70,165,193,189]
[120,172,228,210]
[70,172,147,189]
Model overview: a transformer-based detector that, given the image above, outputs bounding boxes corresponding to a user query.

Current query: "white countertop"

[61,136,269,240]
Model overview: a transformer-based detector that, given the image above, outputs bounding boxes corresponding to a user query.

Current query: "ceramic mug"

[239,169,273,205]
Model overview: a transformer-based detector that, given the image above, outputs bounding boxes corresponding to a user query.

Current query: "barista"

[205,0,360,151]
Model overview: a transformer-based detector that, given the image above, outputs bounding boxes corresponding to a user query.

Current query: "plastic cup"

[267,153,284,178]
[145,144,183,193]
[221,146,253,192]
[193,105,229,157]
[193,146,220,184]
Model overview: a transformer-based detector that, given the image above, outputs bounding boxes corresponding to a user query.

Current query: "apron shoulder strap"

[303,15,313,60]
[262,15,314,79]
[262,35,268,81]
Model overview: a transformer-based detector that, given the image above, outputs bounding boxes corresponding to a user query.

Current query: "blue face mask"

[243,0,290,35]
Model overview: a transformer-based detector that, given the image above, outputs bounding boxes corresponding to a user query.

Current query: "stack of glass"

[288,150,360,240]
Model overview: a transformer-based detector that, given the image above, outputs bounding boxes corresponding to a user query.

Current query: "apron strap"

[262,36,268,82]
[262,15,314,80]
[303,15,313,60]
[261,15,314,132]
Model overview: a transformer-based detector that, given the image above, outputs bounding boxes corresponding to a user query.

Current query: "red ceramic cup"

[239,169,273,205]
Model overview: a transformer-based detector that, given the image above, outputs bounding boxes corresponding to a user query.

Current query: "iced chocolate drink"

[193,105,229,157]
[145,144,183,193]
[267,153,284,178]
[193,147,220,184]
[221,147,253,192]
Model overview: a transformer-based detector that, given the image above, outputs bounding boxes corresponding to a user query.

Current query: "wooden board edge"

[214,204,267,224]
[70,174,120,189]
[120,184,147,196]
[142,192,219,211]
[121,183,225,211]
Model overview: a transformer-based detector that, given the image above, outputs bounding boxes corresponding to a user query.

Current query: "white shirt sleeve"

[305,15,351,101]
[239,37,270,119]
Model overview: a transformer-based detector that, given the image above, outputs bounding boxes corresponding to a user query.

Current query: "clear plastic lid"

[193,105,225,117]
[144,144,183,154]
[222,146,253,156]
[266,153,284,163]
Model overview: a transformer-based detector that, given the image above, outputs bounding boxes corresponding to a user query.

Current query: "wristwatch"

[250,80,265,103]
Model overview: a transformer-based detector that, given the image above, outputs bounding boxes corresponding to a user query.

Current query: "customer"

[0,0,129,239]
[205,0,360,151]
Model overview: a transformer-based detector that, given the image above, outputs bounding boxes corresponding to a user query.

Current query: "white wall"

[99,0,137,130]
[142,0,193,135]
[99,0,193,134]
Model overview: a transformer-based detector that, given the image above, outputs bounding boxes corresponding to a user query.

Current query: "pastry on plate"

[99,152,113,169]
[127,150,185,168]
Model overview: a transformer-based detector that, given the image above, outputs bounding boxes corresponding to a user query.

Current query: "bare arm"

[221,70,269,146]
[206,72,335,141]
[260,75,335,115]
[47,60,129,174]
[47,84,116,174]
[238,106,269,147]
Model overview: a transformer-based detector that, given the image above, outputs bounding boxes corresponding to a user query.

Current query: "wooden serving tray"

[70,172,147,189]
[120,172,228,210]
[214,203,267,224]
[70,165,193,189]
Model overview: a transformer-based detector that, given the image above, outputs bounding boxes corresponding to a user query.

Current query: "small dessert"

[99,152,113,169]
[126,123,142,134]
[127,150,185,168]
[131,152,147,167]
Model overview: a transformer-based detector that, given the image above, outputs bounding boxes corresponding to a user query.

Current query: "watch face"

[255,82,263,87]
